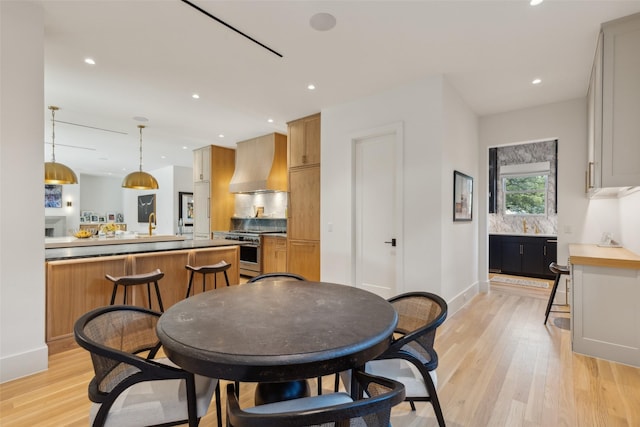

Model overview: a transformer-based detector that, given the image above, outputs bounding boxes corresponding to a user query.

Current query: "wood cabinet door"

[193,146,211,182]
[262,236,287,273]
[501,240,522,274]
[287,240,320,281]
[288,166,320,241]
[288,114,320,168]
[521,240,545,277]
[489,235,502,272]
[602,15,640,188]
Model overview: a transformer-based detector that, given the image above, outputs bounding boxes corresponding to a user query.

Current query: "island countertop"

[45,238,241,261]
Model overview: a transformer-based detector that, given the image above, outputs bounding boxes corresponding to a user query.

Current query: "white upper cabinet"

[193,145,211,182]
[587,13,640,197]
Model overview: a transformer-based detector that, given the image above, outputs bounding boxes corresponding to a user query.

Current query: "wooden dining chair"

[339,291,448,426]
[226,370,405,427]
[74,305,222,427]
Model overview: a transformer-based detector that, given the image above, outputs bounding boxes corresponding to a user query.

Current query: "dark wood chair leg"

[185,271,195,298]
[146,283,152,309]
[110,284,118,305]
[154,281,164,312]
[544,274,561,324]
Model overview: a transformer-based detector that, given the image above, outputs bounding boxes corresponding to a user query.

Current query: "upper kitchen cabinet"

[288,113,321,168]
[193,145,235,239]
[193,145,211,182]
[587,13,640,197]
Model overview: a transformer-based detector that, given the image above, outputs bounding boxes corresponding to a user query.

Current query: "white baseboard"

[0,345,48,384]
[447,281,480,316]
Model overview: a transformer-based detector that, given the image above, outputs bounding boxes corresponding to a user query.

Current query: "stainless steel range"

[213,230,284,277]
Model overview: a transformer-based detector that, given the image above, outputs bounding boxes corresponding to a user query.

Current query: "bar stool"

[185,261,231,298]
[544,262,571,325]
[105,269,165,312]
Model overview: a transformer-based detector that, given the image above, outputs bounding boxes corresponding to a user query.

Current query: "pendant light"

[122,125,159,189]
[44,106,78,184]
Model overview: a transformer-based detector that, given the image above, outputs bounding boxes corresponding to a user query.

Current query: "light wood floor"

[1,284,638,426]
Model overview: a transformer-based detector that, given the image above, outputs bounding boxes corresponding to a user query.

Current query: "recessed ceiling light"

[310,13,336,31]
[84,58,96,65]
[182,146,188,150]
[161,155,166,159]
[530,0,543,5]
[307,84,316,90]
[267,118,274,123]
[532,78,542,85]
[192,94,200,99]
[218,134,225,138]
[133,116,149,122]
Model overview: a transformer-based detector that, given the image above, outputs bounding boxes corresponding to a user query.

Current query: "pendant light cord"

[138,125,145,172]
[50,106,58,163]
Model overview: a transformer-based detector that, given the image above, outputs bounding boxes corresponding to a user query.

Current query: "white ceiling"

[41,0,640,178]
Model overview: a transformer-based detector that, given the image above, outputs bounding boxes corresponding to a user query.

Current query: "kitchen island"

[46,239,241,354]
[569,244,640,367]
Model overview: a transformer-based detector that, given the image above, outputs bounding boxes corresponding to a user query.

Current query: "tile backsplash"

[234,192,287,219]
[489,140,558,236]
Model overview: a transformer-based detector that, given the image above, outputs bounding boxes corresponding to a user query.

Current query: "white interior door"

[354,126,402,298]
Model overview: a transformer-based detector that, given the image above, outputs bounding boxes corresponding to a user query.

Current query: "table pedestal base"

[254,380,311,405]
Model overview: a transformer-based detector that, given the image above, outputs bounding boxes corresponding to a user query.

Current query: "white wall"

[441,79,480,301]
[121,165,193,235]
[619,191,640,253]
[80,174,123,218]
[479,98,590,280]
[321,75,479,304]
[0,1,48,383]
[45,182,80,234]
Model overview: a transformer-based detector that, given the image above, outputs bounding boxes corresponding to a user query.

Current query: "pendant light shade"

[122,125,159,189]
[45,106,78,184]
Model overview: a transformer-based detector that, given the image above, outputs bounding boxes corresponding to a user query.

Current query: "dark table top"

[157,281,398,382]
[45,239,239,261]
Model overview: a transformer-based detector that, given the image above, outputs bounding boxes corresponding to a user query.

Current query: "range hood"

[229,133,287,193]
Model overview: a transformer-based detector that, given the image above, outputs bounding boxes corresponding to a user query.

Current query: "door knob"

[384,238,397,247]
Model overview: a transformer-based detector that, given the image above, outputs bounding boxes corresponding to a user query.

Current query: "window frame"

[502,173,548,216]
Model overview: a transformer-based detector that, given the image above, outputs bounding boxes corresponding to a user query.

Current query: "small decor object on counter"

[101,223,118,237]
[73,229,92,239]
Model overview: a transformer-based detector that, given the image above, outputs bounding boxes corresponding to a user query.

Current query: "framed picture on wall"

[44,184,62,208]
[138,194,156,222]
[178,192,194,226]
[90,214,99,223]
[453,170,473,222]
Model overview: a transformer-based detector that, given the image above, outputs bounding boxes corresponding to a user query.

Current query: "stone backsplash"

[489,140,558,235]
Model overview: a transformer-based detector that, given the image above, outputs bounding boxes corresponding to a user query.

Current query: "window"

[503,175,547,215]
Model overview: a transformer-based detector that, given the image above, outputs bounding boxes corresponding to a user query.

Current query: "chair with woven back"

[74,305,222,427]
[226,370,405,427]
[246,272,306,283]
[340,291,448,426]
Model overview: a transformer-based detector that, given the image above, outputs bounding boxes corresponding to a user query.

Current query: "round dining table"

[157,280,397,403]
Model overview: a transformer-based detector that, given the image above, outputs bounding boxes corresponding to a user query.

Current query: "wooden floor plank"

[1,283,638,426]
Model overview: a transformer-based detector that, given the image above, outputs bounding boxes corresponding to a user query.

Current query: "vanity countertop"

[489,232,557,238]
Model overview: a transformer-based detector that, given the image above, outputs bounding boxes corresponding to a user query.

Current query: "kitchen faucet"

[149,212,156,236]
[522,218,528,234]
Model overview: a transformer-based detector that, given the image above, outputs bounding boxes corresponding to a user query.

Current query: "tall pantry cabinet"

[287,113,321,280]
[193,145,236,239]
